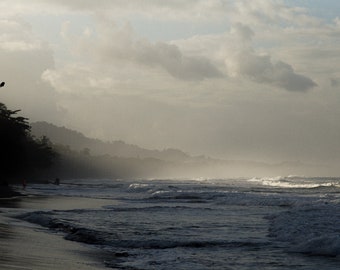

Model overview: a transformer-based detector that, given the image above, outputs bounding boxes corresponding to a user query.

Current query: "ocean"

[12,177,340,269]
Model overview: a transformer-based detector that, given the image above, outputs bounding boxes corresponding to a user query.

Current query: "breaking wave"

[13,177,340,269]
[248,176,340,189]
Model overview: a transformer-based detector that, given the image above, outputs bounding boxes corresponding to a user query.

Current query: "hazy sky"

[1,0,340,166]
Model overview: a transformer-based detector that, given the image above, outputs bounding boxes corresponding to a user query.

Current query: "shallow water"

[11,177,340,269]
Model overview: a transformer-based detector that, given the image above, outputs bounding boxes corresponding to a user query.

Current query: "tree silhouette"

[0,102,56,183]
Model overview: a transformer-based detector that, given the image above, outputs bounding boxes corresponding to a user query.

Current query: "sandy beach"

[0,193,111,270]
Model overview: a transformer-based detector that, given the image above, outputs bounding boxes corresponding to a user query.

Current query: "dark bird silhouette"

[0,82,5,87]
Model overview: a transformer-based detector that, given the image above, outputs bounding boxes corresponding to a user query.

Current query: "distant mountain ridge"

[31,122,191,162]
[31,122,331,178]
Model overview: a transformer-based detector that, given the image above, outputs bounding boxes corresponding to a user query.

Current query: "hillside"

[31,122,190,162]
[30,122,329,178]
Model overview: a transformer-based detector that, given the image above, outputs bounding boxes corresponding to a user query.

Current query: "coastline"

[0,185,23,199]
[0,191,110,270]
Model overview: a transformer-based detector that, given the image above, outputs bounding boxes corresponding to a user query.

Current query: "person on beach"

[54,178,60,185]
[22,179,26,190]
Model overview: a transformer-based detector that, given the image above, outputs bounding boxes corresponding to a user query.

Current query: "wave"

[128,183,154,191]
[248,176,340,189]
[17,211,111,245]
[290,236,340,257]
[147,189,324,208]
[109,239,269,250]
[267,203,340,257]
[102,205,213,212]
[15,211,269,252]
[149,190,213,203]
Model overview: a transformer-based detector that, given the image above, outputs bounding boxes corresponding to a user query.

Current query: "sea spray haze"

[15,176,340,269]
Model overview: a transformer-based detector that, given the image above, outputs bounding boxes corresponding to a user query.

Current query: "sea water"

[14,177,340,269]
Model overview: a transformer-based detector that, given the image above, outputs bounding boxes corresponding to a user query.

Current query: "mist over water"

[14,176,340,269]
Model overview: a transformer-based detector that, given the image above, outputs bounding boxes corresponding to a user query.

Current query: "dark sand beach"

[0,191,110,270]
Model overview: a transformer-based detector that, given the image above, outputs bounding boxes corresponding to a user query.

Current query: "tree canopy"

[0,102,56,183]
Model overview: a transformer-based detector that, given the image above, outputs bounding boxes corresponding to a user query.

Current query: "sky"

[1,0,340,170]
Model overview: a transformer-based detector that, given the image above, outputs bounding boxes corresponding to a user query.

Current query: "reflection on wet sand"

[0,195,109,270]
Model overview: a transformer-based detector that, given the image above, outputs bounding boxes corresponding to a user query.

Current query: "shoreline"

[0,192,111,270]
[0,185,23,199]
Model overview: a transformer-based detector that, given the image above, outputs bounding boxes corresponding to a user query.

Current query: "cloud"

[0,18,44,51]
[227,50,317,92]
[0,17,62,123]
[225,23,317,92]
[330,78,340,87]
[32,0,230,22]
[230,23,254,43]
[62,19,222,81]
[134,41,223,80]
[232,0,322,28]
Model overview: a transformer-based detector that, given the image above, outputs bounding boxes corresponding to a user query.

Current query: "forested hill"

[31,122,190,162]
[30,122,327,178]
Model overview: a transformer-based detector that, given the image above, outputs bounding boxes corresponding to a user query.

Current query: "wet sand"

[0,195,112,270]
